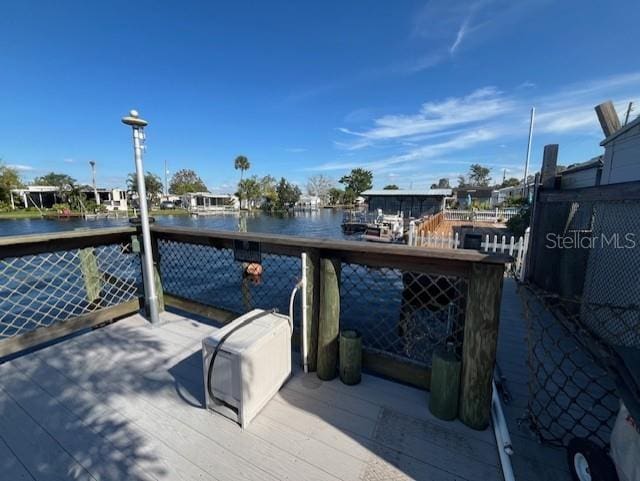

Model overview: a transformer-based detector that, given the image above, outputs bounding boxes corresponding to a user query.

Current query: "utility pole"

[121,110,160,324]
[164,159,169,197]
[523,107,535,197]
[624,102,634,126]
[89,160,100,205]
[502,168,506,185]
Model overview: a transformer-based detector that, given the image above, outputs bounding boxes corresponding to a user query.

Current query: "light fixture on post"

[121,109,160,324]
[89,160,100,205]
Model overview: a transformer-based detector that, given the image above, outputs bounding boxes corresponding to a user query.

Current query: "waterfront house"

[360,188,451,218]
[491,179,537,206]
[10,185,60,209]
[79,187,129,212]
[452,186,494,208]
[182,192,239,211]
[295,195,321,210]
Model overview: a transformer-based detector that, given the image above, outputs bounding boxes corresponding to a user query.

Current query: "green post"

[317,257,340,380]
[150,234,165,313]
[339,330,362,385]
[134,232,165,317]
[305,249,320,372]
[429,347,461,420]
[79,247,102,305]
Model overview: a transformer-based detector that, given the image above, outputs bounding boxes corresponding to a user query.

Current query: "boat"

[341,209,372,234]
[361,210,405,243]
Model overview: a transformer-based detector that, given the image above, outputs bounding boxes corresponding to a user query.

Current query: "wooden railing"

[443,208,519,222]
[0,227,141,358]
[151,225,509,429]
[0,225,509,429]
[409,229,530,281]
[411,211,444,240]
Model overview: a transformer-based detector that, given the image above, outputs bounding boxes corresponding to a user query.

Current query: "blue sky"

[1,0,639,192]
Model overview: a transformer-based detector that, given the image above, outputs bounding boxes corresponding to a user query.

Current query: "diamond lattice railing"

[340,263,468,364]
[0,243,140,340]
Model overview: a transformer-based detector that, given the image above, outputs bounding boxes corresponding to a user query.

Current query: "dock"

[0,311,507,481]
[0,226,571,481]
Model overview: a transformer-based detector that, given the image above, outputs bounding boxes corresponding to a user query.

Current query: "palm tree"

[234,155,250,207]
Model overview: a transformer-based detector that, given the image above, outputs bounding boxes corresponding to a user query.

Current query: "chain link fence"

[157,238,470,365]
[340,265,467,364]
[158,239,301,318]
[524,193,640,447]
[0,242,141,341]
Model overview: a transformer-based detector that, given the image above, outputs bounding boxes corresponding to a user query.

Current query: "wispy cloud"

[7,164,35,171]
[63,158,74,164]
[285,147,307,153]
[449,16,471,54]
[310,71,640,187]
[337,87,512,148]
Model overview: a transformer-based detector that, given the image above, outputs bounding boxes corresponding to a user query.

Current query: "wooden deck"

[0,311,503,481]
[497,278,571,481]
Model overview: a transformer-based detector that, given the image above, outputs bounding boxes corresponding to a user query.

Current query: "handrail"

[150,225,510,279]
[0,227,137,259]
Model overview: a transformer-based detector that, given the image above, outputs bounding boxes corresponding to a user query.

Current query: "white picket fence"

[443,208,519,222]
[408,226,530,280]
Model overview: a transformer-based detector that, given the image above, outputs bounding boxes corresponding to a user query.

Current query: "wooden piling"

[304,249,320,372]
[317,257,340,380]
[79,247,101,304]
[150,235,165,313]
[595,101,621,138]
[459,263,503,430]
[540,144,559,189]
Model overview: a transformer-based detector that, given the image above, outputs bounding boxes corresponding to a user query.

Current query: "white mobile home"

[182,192,238,211]
[80,188,128,212]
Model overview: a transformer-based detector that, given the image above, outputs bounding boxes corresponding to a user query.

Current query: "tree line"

[431,164,522,190]
[1,155,523,213]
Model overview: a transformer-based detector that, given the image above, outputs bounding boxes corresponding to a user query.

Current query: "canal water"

[1,208,450,365]
[0,209,349,239]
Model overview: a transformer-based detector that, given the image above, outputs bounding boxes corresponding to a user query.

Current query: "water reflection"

[0,209,350,240]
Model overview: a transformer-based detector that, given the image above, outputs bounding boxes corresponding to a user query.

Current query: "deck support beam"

[304,249,321,372]
[459,263,504,430]
[316,257,340,380]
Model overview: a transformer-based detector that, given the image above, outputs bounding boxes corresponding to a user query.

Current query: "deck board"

[497,278,571,481]
[0,312,502,481]
[0,279,577,481]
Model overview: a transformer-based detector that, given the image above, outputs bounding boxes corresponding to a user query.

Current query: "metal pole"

[164,159,168,197]
[523,107,535,199]
[89,160,100,205]
[122,110,160,324]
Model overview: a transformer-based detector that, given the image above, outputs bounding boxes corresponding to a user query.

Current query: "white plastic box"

[202,309,292,428]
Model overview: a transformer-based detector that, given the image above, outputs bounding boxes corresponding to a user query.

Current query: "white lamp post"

[121,109,160,324]
[89,160,100,205]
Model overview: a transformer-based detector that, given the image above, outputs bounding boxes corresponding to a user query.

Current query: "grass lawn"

[0,207,191,220]
[0,210,46,219]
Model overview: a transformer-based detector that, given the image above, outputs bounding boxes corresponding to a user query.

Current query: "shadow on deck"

[0,279,571,481]
[0,310,502,481]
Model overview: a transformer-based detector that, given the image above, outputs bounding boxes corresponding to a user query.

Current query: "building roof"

[182,192,235,198]
[560,156,603,175]
[453,186,495,196]
[600,116,640,146]
[10,185,60,193]
[360,189,452,197]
